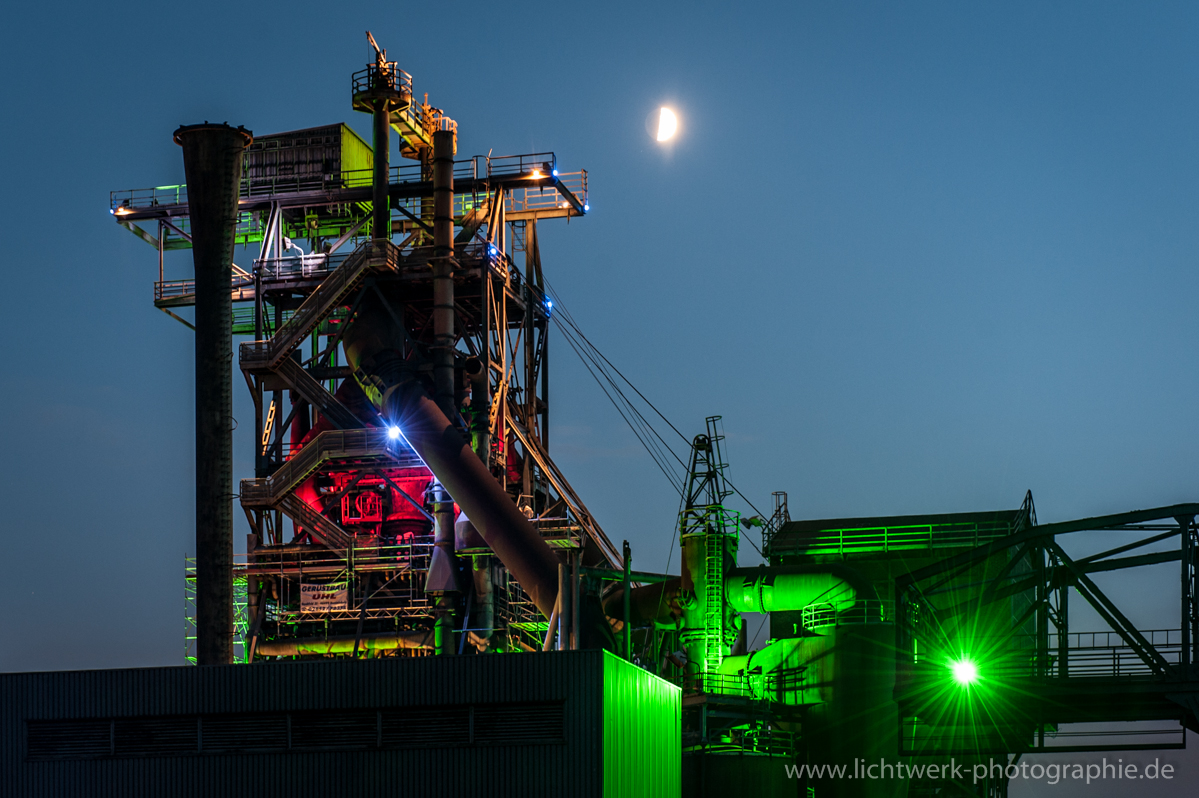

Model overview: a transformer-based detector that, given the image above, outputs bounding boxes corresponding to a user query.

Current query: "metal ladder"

[703,525,725,675]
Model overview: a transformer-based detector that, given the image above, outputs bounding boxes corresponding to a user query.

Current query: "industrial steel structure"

[113,40,610,668]
[82,36,1199,797]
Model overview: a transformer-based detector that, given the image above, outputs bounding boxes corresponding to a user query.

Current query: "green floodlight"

[951,658,979,686]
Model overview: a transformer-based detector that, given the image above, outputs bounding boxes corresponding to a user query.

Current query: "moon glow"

[656,107,678,142]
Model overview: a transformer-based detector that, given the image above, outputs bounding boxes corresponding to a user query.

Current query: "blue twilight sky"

[2,2,1198,791]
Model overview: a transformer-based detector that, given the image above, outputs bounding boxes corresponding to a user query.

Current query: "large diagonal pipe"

[377,381,614,650]
[175,122,252,665]
[382,380,562,618]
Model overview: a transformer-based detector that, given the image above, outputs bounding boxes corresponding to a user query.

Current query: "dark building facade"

[1,651,679,798]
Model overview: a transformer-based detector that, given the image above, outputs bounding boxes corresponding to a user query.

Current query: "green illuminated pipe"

[607,563,872,627]
[256,631,433,657]
[725,564,871,613]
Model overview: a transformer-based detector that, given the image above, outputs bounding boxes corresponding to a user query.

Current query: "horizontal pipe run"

[724,564,871,614]
[255,631,434,657]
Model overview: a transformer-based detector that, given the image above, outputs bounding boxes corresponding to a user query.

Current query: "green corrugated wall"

[339,123,373,186]
[603,651,681,798]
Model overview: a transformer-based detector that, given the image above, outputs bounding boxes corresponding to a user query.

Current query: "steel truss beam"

[896,503,1199,755]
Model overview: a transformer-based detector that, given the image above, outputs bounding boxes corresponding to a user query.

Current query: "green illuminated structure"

[677,417,741,683]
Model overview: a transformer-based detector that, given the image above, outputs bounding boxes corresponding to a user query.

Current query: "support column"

[623,540,632,660]
[1057,572,1069,679]
[372,99,390,240]
[432,129,456,420]
[1182,516,1194,671]
[174,122,252,666]
[557,561,571,651]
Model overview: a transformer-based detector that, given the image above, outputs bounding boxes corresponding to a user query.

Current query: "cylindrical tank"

[796,624,903,798]
[679,529,740,681]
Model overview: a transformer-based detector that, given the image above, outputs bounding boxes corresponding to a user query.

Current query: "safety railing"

[801,599,894,631]
[906,629,1184,681]
[113,152,573,212]
[398,238,498,270]
[232,303,353,335]
[351,63,414,97]
[1048,629,1183,678]
[773,519,1021,557]
[255,252,347,281]
[241,428,421,506]
[679,667,809,704]
[679,506,740,539]
[485,152,557,178]
[507,170,588,214]
[240,540,433,575]
[155,279,199,302]
[684,727,798,757]
[111,184,187,211]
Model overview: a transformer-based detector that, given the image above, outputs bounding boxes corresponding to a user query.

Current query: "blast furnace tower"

[111,35,615,664]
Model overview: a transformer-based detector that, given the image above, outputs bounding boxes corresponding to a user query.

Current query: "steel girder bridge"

[894,501,1199,769]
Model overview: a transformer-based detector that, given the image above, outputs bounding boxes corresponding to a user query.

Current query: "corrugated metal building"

[1,650,679,798]
[244,123,374,189]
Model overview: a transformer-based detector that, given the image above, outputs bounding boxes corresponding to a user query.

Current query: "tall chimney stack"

[174,122,252,666]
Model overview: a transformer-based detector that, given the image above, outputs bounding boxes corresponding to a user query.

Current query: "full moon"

[656,107,678,141]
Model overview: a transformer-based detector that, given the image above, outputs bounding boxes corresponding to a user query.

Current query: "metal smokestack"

[175,122,252,666]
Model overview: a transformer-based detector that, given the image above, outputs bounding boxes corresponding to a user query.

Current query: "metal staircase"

[270,357,363,430]
[241,429,419,507]
[277,494,354,552]
[235,236,409,559]
[236,240,403,433]
[241,429,425,556]
[239,239,399,372]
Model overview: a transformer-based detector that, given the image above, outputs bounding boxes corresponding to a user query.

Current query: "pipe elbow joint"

[724,564,867,614]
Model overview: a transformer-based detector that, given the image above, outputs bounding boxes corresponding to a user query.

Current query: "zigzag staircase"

[240,240,404,557]
[238,239,400,430]
[241,429,425,557]
[244,239,399,371]
[272,357,362,430]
